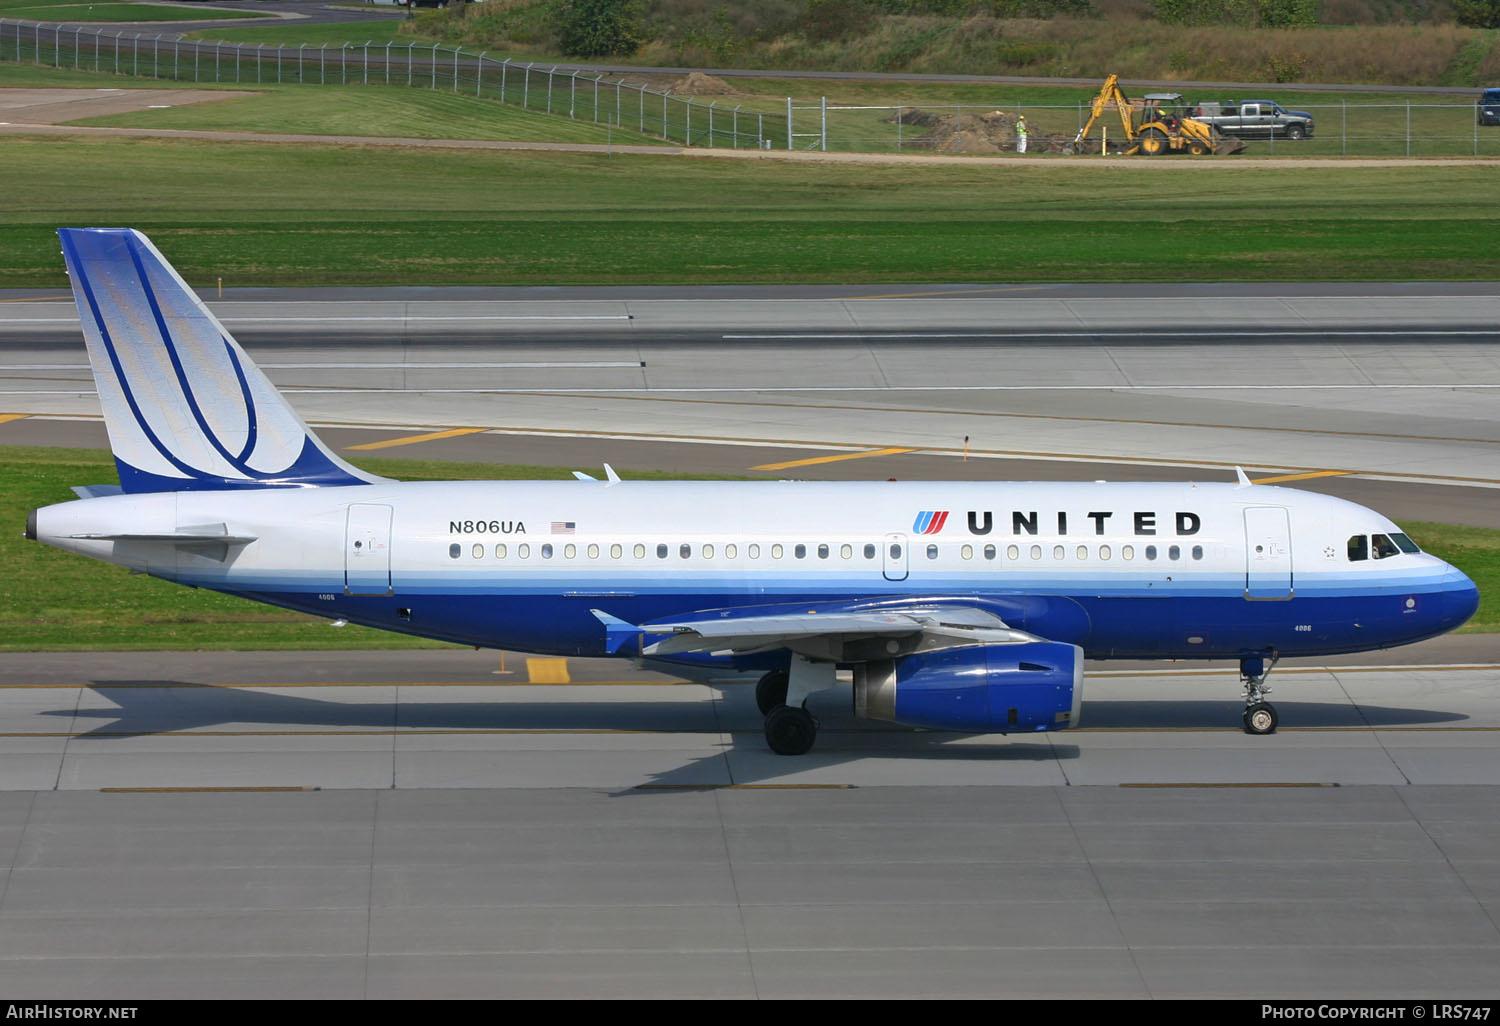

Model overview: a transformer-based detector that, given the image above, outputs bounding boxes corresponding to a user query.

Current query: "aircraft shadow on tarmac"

[49,681,1466,743]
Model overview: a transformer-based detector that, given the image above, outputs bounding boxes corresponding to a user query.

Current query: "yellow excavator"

[1073,75,1245,156]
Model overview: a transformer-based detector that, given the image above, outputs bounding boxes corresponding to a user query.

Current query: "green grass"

[0,0,266,20]
[68,83,672,145]
[1400,522,1500,633]
[181,21,409,47]
[4,446,1494,650]
[1,134,1498,286]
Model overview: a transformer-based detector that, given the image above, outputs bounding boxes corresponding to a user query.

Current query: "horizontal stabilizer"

[68,523,256,563]
[71,484,124,499]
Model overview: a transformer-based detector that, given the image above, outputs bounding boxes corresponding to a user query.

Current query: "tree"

[554,0,645,57]
[1455,0,1500,27]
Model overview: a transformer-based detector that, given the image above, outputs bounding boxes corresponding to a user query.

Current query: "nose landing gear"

[1240,652,1281,735]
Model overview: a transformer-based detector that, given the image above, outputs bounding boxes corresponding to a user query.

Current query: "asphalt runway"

[3,286,1500,998]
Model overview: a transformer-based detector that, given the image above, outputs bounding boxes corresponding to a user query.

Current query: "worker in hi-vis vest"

[1016,114,1028,154]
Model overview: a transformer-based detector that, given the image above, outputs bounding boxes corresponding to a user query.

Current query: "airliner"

[24,229,1480,754]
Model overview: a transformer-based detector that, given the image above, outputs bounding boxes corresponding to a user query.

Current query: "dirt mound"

[672,72,736,96]
[885,107,1075,154]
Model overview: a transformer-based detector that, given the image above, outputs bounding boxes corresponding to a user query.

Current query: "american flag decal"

[551,522,576,535]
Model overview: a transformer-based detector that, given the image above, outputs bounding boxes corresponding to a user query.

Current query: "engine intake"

[854,641,1083,732]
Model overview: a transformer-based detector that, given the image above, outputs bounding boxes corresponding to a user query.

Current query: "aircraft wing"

[597,603,1035,660]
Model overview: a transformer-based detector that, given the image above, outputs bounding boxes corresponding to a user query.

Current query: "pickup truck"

[1480,88,1500,127]
[1190,100,1314,140]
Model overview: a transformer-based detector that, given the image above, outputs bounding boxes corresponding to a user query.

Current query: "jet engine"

[853,641,1083,732]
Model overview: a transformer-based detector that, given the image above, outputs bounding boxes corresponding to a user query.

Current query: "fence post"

[53,23,60,70]
[786,96,792,149]
[363,40,369,85]
[276,43,280,84]
[407,41,413,87]
[640,84,645,134]
[115,31,122,75]
[501,58,507,101]
[686,100,690,144]
[477,51,485,97]
[1406,102,1410,156]
[72,25,79,70]
[569,68,575,117]
[453,45,459,93]
[431,44,437,89]
[133,33,139,77]
[384,41,390,85]
[708,101,715,147]
[524,63,531,108]
[547,66,555,114]
[153,36,158,79]
[732,105,739,148]
[822,96,828,152]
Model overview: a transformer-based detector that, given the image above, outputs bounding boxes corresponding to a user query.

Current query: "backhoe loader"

[1073,75,1246,156]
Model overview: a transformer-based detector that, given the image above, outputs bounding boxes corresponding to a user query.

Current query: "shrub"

[1454,0,1500,26]
[1152,0,1318,24]
[554,0,646,56]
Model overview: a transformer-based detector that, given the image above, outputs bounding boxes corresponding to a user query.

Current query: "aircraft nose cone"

[1444,567,1480,628]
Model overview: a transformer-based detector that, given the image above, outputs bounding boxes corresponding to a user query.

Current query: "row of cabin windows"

[449,541,1207,562]
[1347,532,1420,562]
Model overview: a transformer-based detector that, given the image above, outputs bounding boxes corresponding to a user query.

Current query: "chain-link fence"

[0,19,787,149]
[5,20,1495,157]
[804,99,1500,157]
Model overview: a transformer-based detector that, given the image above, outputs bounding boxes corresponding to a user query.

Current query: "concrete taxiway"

[2,285,1499,997]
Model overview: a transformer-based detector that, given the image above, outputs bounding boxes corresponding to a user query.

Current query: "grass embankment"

[0,0,267,21]
[4,447,1495,651]
[2,135,1498,286]
[390,0,1500,87]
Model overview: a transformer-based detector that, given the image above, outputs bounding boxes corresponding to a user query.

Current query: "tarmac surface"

[2,285,1499,998]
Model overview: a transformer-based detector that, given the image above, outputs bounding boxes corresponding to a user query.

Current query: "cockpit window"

[1372,534,1401,559]
[1347,535,1368,562]
[1389,532,1421,554]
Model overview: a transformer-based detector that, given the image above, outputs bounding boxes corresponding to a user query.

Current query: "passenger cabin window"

[1347,535,1369,562]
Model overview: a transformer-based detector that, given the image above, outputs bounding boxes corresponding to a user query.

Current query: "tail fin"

[58,228,386,492]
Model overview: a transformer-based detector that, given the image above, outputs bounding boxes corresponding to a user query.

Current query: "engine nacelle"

[853,642,1083,733]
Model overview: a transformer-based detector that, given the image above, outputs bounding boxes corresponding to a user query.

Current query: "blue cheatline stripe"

[222,338,259,464]
[61,230,201,486]
[124,235,252,479]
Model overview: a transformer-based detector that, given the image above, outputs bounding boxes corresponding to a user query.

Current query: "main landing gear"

[1240,652,1281,735]
[757,656,836,756]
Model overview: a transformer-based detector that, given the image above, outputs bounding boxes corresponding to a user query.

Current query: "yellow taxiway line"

[345,427,488,451]
[752,447,916,471]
